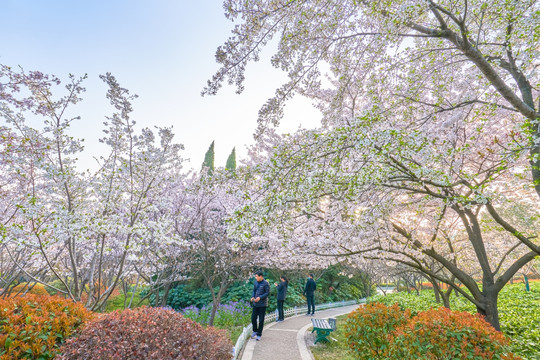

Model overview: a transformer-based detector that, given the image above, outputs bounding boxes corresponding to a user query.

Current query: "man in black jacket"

[304,273,316,316]
[274,275,288,322]
[250,270,270,340]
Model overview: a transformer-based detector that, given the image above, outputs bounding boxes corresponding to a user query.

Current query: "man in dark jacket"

[274,275,288,322]
[250,270,270,340]
[304,273,317,316]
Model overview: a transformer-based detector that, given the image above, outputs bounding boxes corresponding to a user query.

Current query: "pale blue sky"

[1,0,320,170]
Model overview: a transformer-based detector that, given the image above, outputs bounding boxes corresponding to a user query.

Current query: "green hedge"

[163,265,369,312]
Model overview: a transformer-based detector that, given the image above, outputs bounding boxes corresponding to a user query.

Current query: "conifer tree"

[225,147,236,173]
[202,141,215,175]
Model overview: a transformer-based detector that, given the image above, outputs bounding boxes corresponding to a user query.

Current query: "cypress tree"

[202,141,215,175]
[225,147,236,173]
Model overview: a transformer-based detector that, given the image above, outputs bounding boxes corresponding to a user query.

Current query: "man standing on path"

[304,273,316,316]
[250,270,270,341]
[274,275,288,322]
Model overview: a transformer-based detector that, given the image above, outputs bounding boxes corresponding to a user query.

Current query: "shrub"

[344,302,411,359]
[10,282,49,296]
[45,280,68,296]
[58,306,232,360]
[367,282,540,358]
[0,294,93,359]
[389,307,520,360]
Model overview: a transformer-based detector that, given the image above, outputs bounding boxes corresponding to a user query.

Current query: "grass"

[310,314,356,360]
[105,291,150,312]
[226,325,245,344]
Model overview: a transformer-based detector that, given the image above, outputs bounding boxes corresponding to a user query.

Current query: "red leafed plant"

[389,307,521,360]
[0,294,93,360]
[344,302,411,359]
[57,306,232,360]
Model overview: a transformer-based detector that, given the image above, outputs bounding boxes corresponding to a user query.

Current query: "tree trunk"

[429,276,441,304]
[441,287,452,309]
[208,281,230,326]
[160,282,171,307]
[127,273,140,308]
[476,289,500,331]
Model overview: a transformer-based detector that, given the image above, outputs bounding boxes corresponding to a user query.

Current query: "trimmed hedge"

[58,306,232,360]
[0,294,93,359]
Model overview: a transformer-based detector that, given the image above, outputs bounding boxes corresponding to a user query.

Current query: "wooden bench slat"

[311,318,332,329]
[311,318,336,344]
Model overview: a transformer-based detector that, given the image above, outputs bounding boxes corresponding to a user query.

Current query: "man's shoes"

[311,313,315,316]
[256,336,261,341]
[251,332,257,339]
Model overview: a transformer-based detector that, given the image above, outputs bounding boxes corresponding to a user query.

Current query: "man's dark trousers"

[251,306,267,336]
[307,295,315,315]
[277,300,285,320]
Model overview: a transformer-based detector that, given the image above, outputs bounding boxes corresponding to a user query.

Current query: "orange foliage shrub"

[10,282,49,296]
[344,302,411,359]
[0,294,93,359]
[390,307,521,359]
[58,307,232,360]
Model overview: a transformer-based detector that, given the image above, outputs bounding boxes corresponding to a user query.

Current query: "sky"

[1,0,321,171]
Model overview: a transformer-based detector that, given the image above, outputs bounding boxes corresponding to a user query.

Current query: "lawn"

[310,314,356,360]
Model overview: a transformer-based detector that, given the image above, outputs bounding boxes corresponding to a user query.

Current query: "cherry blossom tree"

[0,66,187,310]
[85,74,186,310]
[231,116,539,330]
[206,0,540,330]
[0,65,89,298]
[173,168,261,326]
[206,0,540,197]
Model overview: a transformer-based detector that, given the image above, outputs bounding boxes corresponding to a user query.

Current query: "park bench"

[311,317,336,344]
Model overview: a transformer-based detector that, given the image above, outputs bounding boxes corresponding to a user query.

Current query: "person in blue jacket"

[274,275,288,322]
[304,273,317,316]
[250,270,270,341]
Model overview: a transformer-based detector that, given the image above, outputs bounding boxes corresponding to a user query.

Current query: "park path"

[240,304,359,360]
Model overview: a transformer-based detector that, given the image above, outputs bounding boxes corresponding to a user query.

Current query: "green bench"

[311,317,336,344]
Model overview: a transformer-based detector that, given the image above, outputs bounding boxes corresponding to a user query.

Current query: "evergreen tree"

[202,141,215,175]
[225,147,236,173]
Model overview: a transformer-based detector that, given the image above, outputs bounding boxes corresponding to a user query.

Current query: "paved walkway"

[241,304,359,360]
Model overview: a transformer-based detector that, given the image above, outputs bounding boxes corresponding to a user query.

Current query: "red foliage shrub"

[390,307,521,359]
[344,302,411,359]
[0,294,93,359]
[58,306,232,360]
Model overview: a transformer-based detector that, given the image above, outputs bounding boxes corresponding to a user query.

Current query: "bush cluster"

[345,303,519,360]
[58,306,232,360]
[391,307,520,359]
[9,282,49,296]
[0,294,93,360]
[369,282,540,359]
[344,302,410,359]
